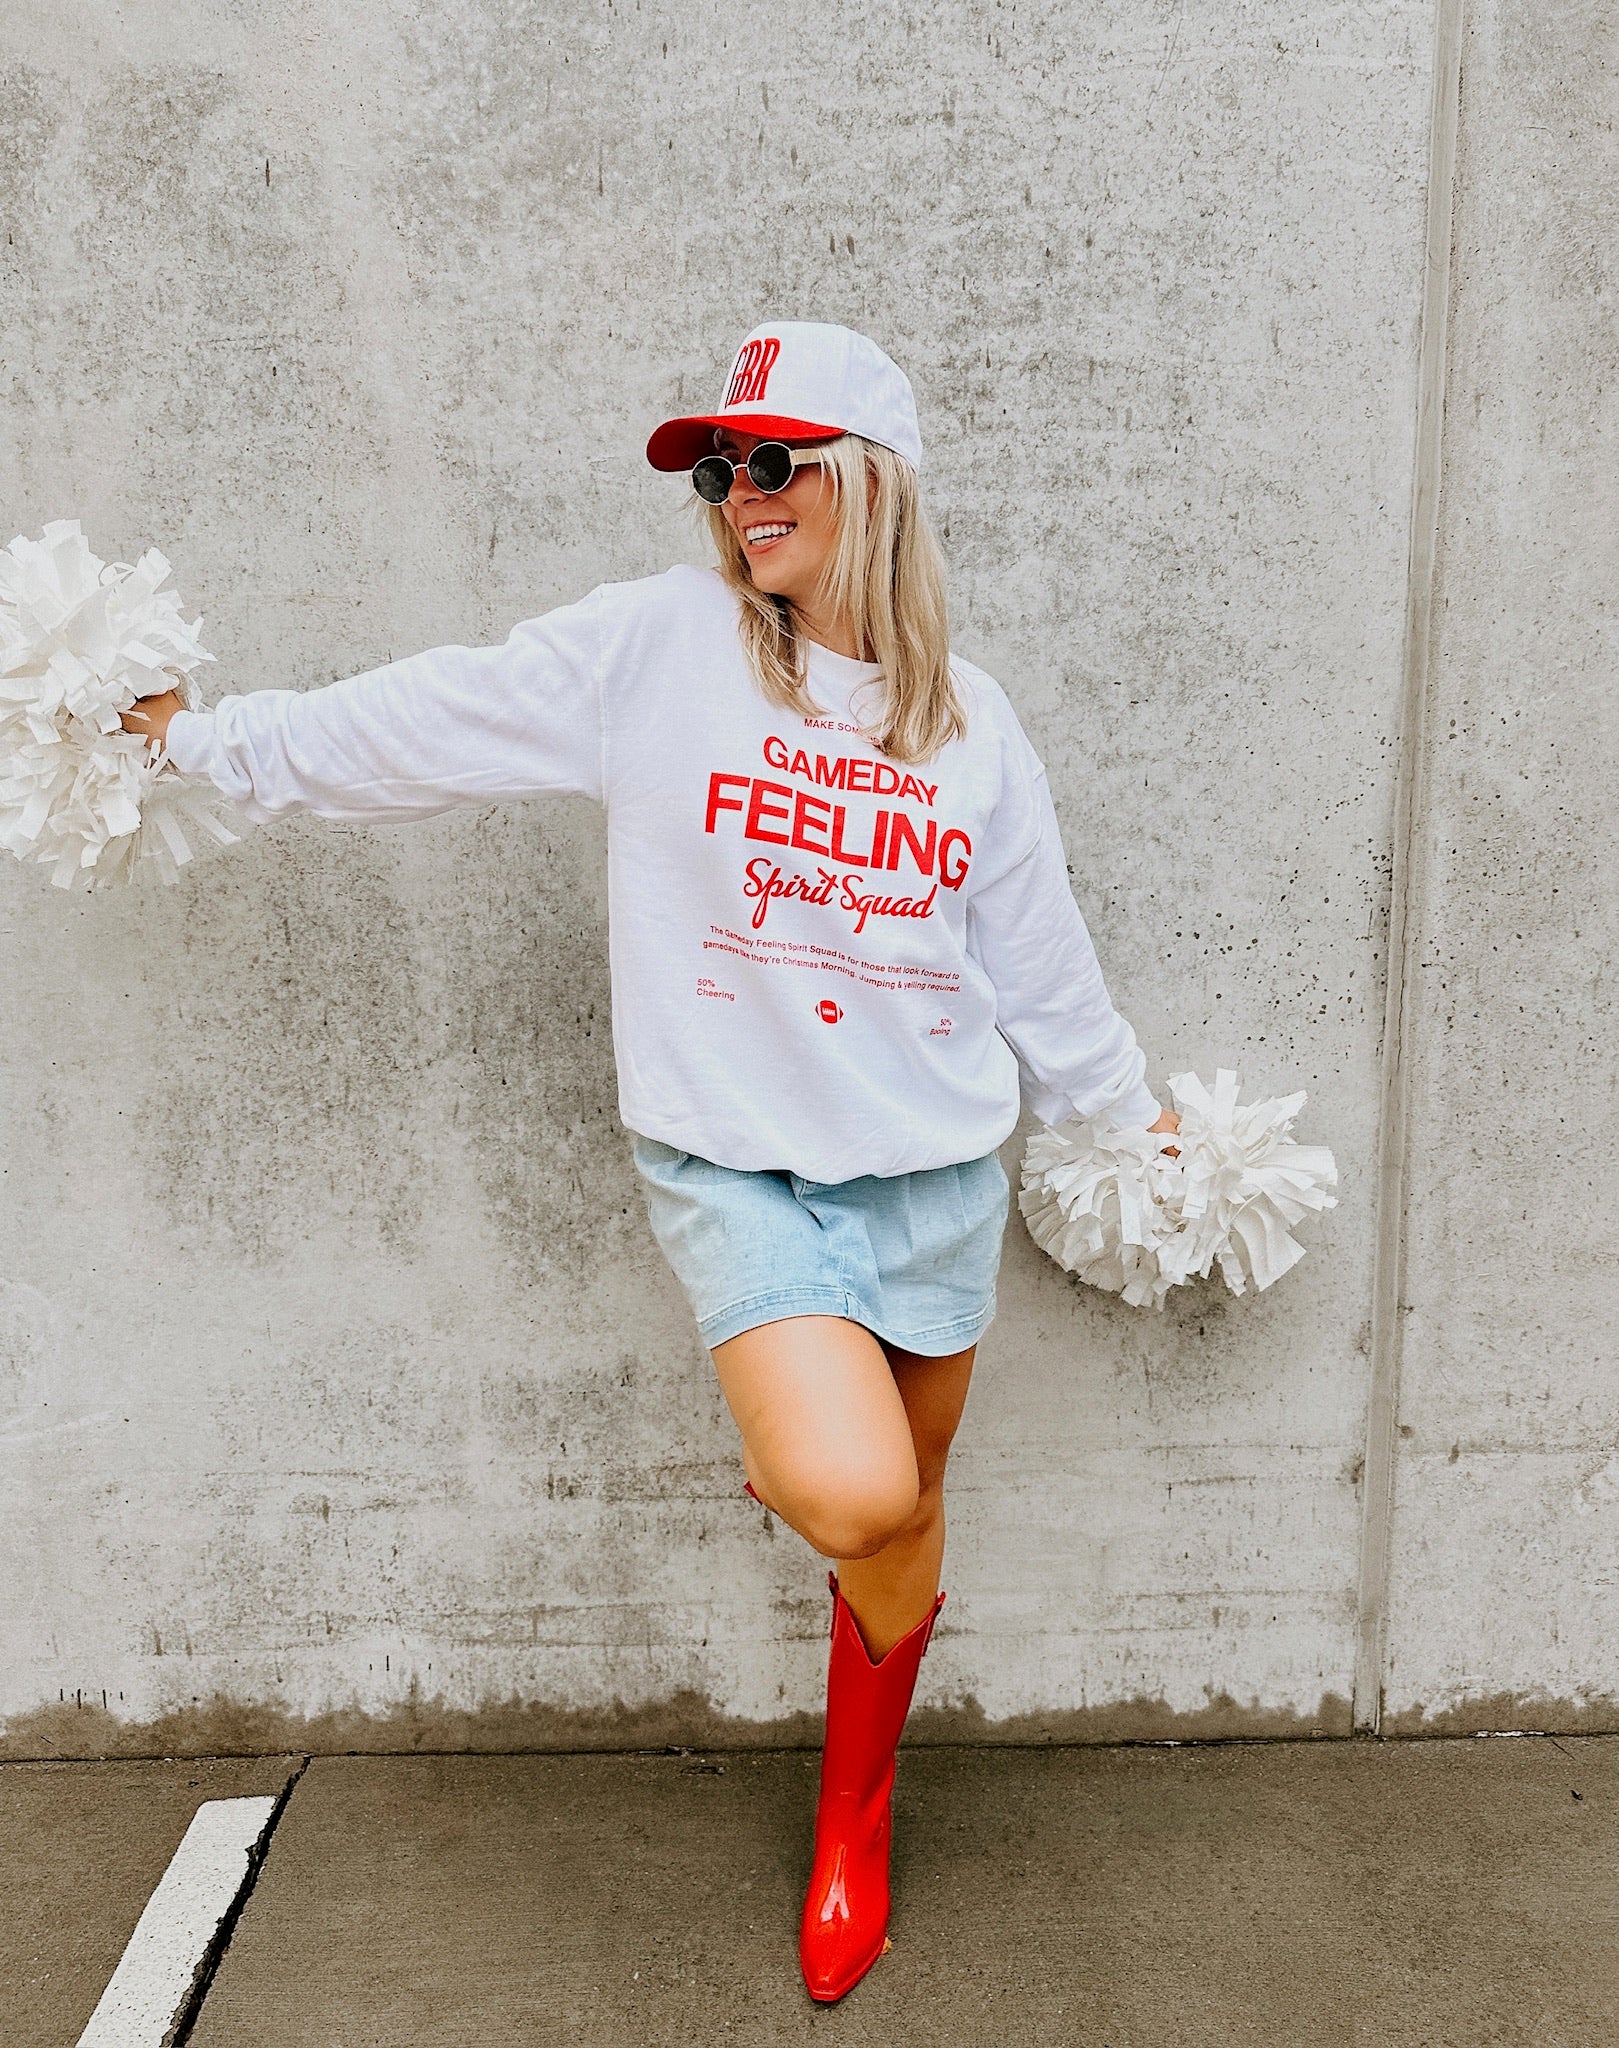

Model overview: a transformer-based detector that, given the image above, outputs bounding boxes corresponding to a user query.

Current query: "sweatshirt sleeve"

[161,587,607,826]
[965,719,1161,1133]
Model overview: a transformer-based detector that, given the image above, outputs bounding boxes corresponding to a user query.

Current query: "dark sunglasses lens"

[747,442,794,493]
[691,455,735,504]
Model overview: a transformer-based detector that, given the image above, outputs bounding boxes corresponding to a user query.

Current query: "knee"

[799,1469,921,1560]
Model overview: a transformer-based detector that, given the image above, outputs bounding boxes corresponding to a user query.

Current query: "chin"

[743,562,797,600]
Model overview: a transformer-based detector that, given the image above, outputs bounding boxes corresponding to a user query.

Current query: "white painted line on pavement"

[76,1794,280,2048]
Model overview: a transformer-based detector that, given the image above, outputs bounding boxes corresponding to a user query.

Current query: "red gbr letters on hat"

[724,336,780,408]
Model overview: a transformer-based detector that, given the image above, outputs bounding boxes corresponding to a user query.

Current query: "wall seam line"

[1352,0,1468,1736]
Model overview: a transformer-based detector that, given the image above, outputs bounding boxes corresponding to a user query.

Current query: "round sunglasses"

[690,439,834,504]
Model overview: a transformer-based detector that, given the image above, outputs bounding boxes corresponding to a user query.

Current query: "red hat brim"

[645,413,845,473]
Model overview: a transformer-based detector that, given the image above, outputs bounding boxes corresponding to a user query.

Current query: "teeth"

[745,524,794,543]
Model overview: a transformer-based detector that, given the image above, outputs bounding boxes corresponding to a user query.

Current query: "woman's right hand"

[120,685,187,754]
[1149,1106,1181,1158]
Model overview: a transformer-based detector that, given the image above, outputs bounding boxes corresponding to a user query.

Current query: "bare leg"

[837,1341,975,1657]
[710,1316,977,1657]
[712,1315,921,1556]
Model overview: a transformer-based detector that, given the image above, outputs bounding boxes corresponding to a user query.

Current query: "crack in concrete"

[1354,0,1469,1738]
[165,1757,310,2048]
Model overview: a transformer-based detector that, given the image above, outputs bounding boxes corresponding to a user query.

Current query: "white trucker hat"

[646,320,922,473]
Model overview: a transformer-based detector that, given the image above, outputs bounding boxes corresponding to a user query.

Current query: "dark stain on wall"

[1,1684,1364,1762]
[14,1685,1619,1765]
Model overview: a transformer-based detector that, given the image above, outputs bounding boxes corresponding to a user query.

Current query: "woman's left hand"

[1149,1106,1181,1158]
[120,685,186,753]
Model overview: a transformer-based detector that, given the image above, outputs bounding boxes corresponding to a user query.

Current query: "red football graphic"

[816,1000,843,1024]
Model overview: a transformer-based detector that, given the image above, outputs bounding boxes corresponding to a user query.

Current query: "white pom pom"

[0,520,245,890]
[1019,1116,1182,1309]
[1019,1069,1338,1309]
[1157,1069,1340,1297]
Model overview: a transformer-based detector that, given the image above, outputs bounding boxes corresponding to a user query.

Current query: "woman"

[126,319,1179,2003]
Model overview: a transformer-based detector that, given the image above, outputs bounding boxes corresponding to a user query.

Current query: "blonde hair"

[700,435,967,765]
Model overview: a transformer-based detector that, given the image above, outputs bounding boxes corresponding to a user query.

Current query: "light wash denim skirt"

[630,1135,1011,1356]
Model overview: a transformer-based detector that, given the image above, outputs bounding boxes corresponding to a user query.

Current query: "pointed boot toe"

[799,1842,889,2001]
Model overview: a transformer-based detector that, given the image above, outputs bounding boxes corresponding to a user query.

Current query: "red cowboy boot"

[799,1571,945,2003]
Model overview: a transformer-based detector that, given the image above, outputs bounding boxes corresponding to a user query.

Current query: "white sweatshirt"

[165,565,1160,1180]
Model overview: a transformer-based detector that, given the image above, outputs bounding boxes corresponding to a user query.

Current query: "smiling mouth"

[743,522,796,550]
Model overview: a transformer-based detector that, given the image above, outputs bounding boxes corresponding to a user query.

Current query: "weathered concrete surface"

[1382,3,1619,1732]
[1,1,1432,1748]
[184,1738,1619,2045]
[0,1754,299,2048]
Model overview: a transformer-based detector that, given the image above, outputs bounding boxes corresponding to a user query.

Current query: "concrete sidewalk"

[5,1736,1615,2046]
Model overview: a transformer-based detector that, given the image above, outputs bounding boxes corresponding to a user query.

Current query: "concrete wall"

[0,0,1598,1758]
[1382,0,1619,1733]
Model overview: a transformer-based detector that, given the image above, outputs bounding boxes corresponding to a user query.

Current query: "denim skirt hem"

[698,1284,1000,1356]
